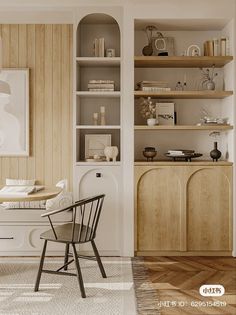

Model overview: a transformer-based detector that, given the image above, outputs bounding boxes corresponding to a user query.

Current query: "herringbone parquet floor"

[133,257,236,315]
[132,256,236,315]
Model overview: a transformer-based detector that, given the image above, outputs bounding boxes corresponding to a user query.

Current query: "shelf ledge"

[134,125,233,131]
[76,91,121,98]
[76,57,121,67]
[134,160,233,166]
[134,90,233,99]
[134,56,233,68]
[76,125,121,129]
[75,161,121,166]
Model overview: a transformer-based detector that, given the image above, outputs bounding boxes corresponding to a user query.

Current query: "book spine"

[207,40,214,56]
[89,80,114,84]
[142,87,171,91]
[88,83,114,89]
[213,38,219,56]
[88,88,114,91]
[98,38,105,57]
[220,37,226,56]
[226,37,230,56]
[94,38,99,57]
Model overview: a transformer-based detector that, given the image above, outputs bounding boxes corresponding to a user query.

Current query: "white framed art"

[0,68,29,156]
[85,134,111,159]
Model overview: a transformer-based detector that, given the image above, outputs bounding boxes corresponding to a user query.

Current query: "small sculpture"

[186,44,201,56]
[104,146,118,162]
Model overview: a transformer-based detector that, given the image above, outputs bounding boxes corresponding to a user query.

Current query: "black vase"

[210,141,221,162]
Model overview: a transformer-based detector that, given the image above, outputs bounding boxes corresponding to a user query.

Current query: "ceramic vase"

[104,146,119,162]
[210,141,221,161]
[206,80,215,90]
[147,118,156,126]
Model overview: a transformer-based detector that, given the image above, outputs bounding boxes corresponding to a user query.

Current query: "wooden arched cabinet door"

[187,167,232,251]
[136,167,182,251]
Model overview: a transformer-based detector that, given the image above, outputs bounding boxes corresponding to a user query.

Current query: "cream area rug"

[0,257,136,315]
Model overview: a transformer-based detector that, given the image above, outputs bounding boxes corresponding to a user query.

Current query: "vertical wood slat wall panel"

[0,25,10,183]
[0,24,72,188]
[9,25,19,179]
[18,24,28,179]
[52,25,62,185]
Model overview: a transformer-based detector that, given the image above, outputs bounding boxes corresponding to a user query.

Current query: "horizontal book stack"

[94,38,105,57]
[167,149,195,156]
[136,81,171,92]
[88,80,115,91]
[204,37,230,56]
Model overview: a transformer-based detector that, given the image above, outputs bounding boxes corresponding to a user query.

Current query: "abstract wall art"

[0,69,29,156]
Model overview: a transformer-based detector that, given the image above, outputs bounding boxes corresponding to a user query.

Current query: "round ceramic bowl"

[143,150,157,161]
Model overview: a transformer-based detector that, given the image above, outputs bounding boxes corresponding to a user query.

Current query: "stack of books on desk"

[88,80,115,91]
[136,80,171,92]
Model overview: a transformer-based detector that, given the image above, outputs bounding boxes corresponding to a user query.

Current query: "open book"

[0,185,44,197]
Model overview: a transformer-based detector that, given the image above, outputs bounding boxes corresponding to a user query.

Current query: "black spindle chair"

[34,194,106,298]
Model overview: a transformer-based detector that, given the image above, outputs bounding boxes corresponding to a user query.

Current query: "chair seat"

[40,223,94,243]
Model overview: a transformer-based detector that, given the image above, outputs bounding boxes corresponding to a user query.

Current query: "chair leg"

[71,243,86,298]
[64,244,69,271]
[91,240,107,278]
[34,240,47,292]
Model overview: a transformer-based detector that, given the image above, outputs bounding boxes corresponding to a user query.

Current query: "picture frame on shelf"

[152,37,175,56]
[0,68,29,156]
[156,102,175,125]
[85,134,111,159]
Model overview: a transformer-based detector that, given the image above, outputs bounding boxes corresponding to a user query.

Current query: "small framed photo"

[85,134,111,159]
[0,68,29,156]
[156,102,175,125]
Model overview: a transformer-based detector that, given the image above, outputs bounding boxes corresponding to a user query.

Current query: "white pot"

[147,118,156,126]
[104,146,119,162]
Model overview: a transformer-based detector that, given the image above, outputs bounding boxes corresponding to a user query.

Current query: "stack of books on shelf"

[136,81,171,92]
[166,149,195,156]
[88,80,115,91]
[93,38,105,57]
[204,37,230,56]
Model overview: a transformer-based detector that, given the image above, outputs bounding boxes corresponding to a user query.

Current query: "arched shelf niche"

[76,13,120,57]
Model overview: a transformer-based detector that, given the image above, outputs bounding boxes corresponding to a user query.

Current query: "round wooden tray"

[165,153,203,162]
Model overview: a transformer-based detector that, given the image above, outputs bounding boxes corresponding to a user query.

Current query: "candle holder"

[100,106,106,125]
[93,112,98,125]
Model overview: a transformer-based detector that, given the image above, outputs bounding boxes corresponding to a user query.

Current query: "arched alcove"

[77,13,120,57]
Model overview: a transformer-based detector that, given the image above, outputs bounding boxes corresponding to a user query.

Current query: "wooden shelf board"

[134,125,233,131]
[76,91,121,98]
[134,160,233,166]
[76,125,121,129]
[75,161,121,166]
[134,90,233,99]
[134,56,233,68]
[76,57,121,67]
